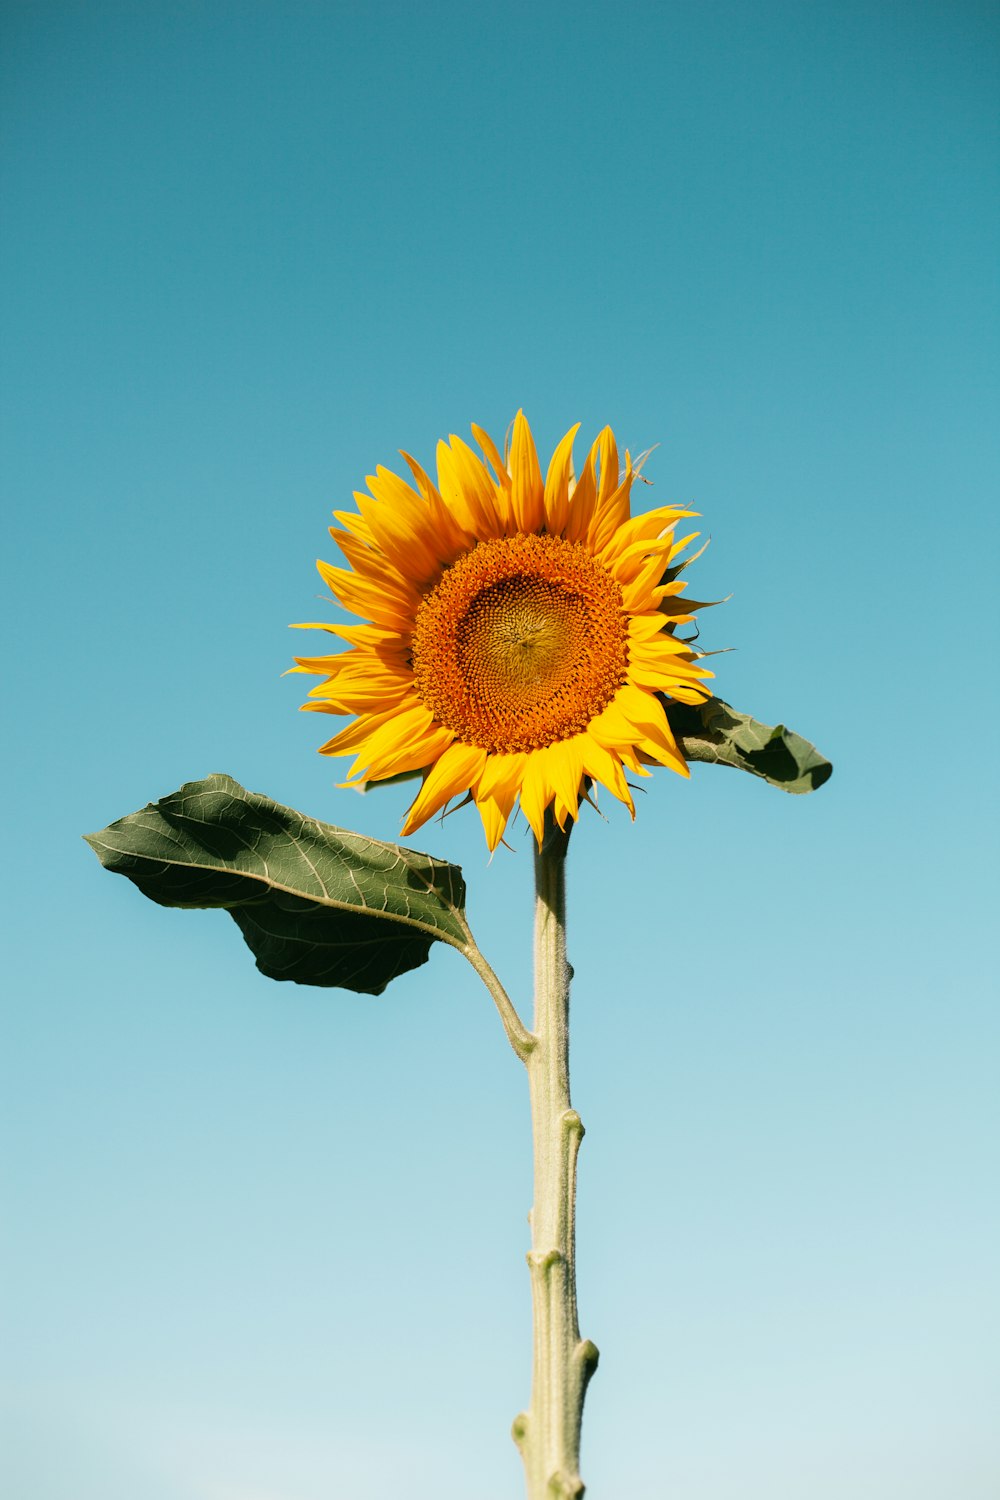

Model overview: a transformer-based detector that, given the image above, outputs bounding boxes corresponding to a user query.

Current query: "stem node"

[547,1470,585,1500]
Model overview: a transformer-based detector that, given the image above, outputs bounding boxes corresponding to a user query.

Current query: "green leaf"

[664,696,833,793]
[84,774,469,994]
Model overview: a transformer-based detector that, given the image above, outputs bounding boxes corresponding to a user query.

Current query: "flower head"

[292,414,714,850]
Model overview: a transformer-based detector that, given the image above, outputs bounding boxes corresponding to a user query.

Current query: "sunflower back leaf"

[84,774,468,994]
[665,697,833,793]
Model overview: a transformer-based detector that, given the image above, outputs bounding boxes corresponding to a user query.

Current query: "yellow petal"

[508,411,544,533]
[359,467,453,580]
[473,752,529,850]
[614,684,690,774]
[543,423,580,535]
[364,724,455,783]
[339,701,440,783]
[328,527,401,587]
[402,741,489,835]
[606,533,675,586]
[670,535,711,572]
[661,681,713,705]
[477,796,509,852]
[437,439,500,537]
[471,424,512,492]
[290,621,407,649]
[518,751,553,847]
[588,686,684,773]
[580,736,635,815]
[309,678,413,713]
[476,750,529,808]
[597,505,695,567]
[317,557,416,617]
[333,507,377,545]
[667,531,701,562]
[621,555,681,612]
[546,737,585,818]
[628,612,675,643]
[450,434,514,533]
[628,632,705,662]
[562,436,599,543]
[399,449,474,556]
[315,706,404,756]
[588,466,633,556]
[627,659,713,691]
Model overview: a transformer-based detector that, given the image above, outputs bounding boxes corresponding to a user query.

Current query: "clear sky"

[2,3,998,1498]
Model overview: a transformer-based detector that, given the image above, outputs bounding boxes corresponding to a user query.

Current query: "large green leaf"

[84,774,469,993]
[665,696,833,793]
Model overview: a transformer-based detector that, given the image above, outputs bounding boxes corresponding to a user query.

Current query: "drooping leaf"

[665,696,833,793]
[84,774,470,993]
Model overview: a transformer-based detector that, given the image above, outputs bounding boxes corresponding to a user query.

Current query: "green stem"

[513,817,598,1498]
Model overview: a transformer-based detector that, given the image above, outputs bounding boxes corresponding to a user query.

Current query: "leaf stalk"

[459,934,536,1061]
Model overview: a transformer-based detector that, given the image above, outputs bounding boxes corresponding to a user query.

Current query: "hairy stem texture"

[513,820,598,1499]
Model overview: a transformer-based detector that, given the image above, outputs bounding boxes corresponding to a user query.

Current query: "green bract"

[664,696,833,793]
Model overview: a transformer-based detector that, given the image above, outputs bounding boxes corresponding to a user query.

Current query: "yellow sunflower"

[292,414,714,851]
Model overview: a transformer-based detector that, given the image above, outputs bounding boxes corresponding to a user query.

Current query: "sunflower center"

[411,533,628,754]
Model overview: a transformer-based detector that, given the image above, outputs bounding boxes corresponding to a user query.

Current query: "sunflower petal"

[472,752,529,850]
[543,423,580,535]
[588,463,633,555]
[339,702,441,784]
[316,558,416,627]
[508,411,545,533]
[364,724,456,784]
[472,424,512,492]
[580,736,635,815]
[518,750,554,847]
[563,436,600,544]
[402,741,489,836]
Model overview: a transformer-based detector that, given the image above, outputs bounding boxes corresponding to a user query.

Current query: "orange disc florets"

[411,533,629,755]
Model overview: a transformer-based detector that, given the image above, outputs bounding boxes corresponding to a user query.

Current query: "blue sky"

[2,3,998,1498]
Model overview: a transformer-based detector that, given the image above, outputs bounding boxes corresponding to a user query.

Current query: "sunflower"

[292,414,714,850]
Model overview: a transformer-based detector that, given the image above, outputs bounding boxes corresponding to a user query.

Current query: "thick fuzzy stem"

[513,818,598,1498]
